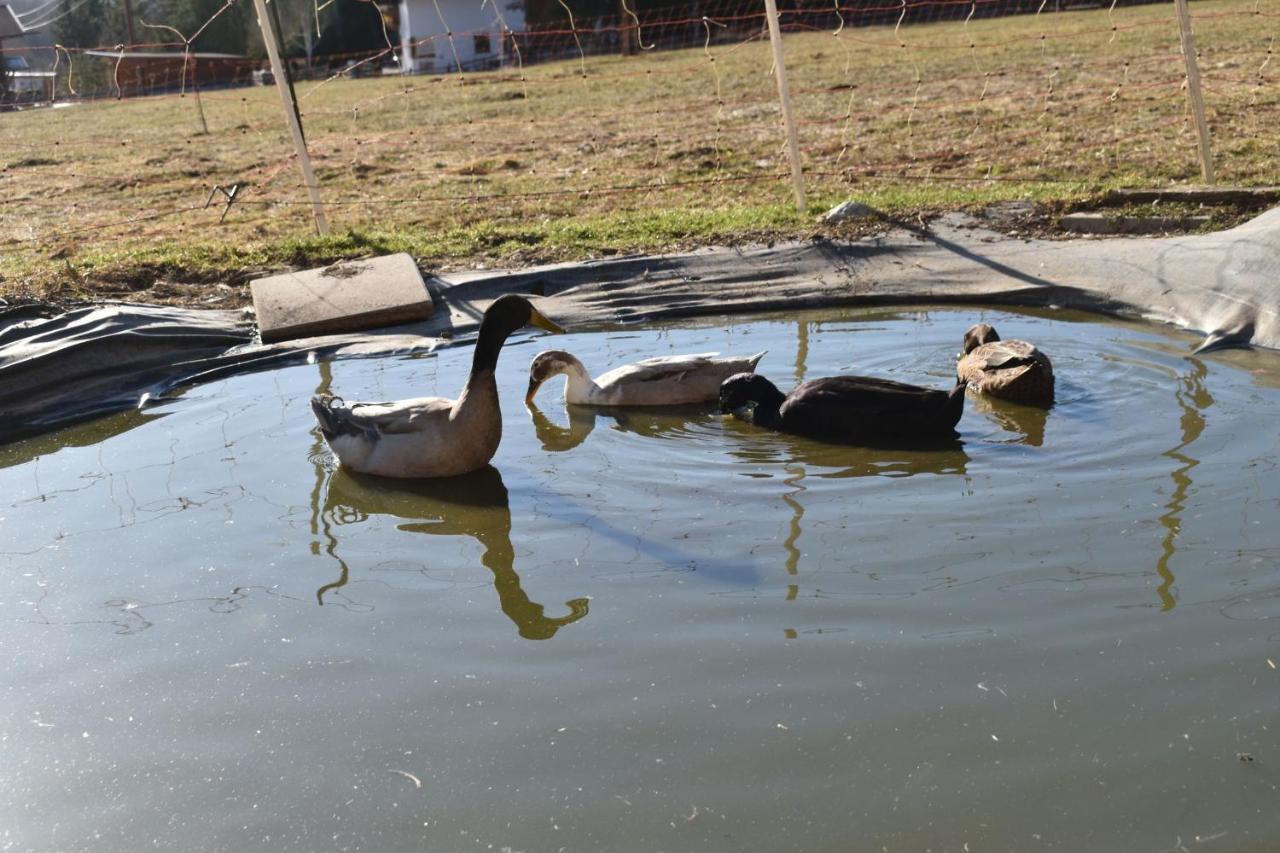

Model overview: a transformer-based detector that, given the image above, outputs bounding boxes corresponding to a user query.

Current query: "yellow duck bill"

[528,307,567,335]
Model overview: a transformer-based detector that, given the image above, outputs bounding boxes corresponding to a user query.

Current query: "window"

[474,33,492,54]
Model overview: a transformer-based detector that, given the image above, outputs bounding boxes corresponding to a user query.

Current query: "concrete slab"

[250,253,433,343]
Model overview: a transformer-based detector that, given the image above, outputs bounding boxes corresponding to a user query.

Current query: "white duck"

[310,295,565,478]
[525,349,766,407]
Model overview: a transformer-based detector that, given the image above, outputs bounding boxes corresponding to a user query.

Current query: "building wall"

[400,0,523,73]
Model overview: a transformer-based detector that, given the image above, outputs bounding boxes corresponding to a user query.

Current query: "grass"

[1,0,1276,304]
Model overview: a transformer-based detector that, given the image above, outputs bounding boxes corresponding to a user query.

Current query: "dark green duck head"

[473,295,566,374]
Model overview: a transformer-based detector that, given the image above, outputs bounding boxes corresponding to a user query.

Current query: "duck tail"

[747,350,768,370]
[310,396,342,439]
[311,395,376,442]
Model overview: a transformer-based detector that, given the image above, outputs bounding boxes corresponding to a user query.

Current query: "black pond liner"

[3,207,1277,442]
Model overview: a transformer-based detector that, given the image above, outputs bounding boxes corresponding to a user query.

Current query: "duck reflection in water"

[528,398,971,477]
[525,401,763,586]
[526,400,714,452]
[318,465,589,640]
[968,394,1049,447]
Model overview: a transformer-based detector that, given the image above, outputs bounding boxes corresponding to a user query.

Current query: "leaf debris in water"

[388,769,423,789]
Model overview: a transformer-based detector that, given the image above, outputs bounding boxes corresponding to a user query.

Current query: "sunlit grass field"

[1,0,1275,302]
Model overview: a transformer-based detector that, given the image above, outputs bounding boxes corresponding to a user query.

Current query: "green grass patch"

[1,0,1273,304]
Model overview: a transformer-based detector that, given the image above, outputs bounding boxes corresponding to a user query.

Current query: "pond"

[2,306,1279,852]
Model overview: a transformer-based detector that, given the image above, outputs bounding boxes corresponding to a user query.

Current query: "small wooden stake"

[252,0,330,234]
[190,59,209,135]
[762,0,806,211]
[1174,0,1214,184]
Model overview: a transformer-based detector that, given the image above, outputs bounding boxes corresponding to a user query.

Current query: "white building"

[399,0,523,74]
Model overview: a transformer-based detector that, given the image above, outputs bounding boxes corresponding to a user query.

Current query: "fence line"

[1,0,1275,275]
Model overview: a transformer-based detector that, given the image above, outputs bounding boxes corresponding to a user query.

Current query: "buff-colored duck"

[525,349,766,407]
[310,295,565,478]
[956,323,1054,407]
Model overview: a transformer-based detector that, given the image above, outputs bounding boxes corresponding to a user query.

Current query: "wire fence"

[0,0,1276,279]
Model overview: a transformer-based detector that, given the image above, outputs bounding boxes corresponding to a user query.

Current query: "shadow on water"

[722,318,973,603]
[719,417,971,603]
[527,395,968,591]
[526,402,764,586]
[0,407,158,472]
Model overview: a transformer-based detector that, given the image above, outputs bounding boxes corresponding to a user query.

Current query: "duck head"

[525,349,580,405]
[474,295,566,373]
[719,372,785,421]
[483,294,566,338]
[961,323,1000,356]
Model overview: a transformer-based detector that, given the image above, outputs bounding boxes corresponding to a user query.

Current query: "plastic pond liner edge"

[2,206,1277,441]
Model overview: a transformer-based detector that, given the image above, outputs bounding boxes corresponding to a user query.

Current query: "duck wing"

[594,352,764,405]
[312,394,455,439]
[313,393,493,478]
[779,376,957,438]
[957,340,1054,406]
[965,340,1046,371]
[596,353,721,385]
[781,375,941,412]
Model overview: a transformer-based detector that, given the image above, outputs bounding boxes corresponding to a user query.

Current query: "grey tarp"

[2,205,1277,440]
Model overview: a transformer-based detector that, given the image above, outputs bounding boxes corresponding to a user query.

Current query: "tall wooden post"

[252,0,330,234]
[121,0,137,45]
[762,0,806,211]
[190,58,209,135]
[617,0,635,56]
[1174,0,1214,184]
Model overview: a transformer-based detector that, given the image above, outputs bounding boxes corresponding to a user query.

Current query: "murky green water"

[3,306,1279,852]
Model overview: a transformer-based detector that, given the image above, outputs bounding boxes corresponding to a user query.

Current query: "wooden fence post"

[252,0,330,234]
[190,58,209,135]
[1174,0,1214,184]
[762,0,806,211]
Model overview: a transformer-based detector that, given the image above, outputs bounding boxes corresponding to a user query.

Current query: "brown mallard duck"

[956,323,1054,407]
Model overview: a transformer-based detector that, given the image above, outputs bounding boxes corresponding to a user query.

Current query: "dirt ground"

[2,0,1275,307]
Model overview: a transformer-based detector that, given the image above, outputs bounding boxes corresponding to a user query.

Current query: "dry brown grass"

[1,0,1275,303]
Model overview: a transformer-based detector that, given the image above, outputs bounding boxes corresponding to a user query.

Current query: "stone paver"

[250,253,433,343]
